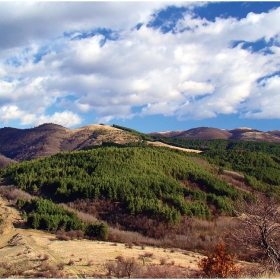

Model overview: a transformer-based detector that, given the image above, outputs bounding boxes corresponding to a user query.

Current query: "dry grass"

[218,170,254,194]
[60,203,98,224]
[0,154,17,169]
[0,228,204,278]
[0,195,205,278]
[0,194,267,278]
[0,185,35,203]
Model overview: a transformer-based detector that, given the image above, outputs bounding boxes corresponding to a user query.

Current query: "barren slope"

[0,154,17,169]
[0,124,140,162]
[149,127,280,142]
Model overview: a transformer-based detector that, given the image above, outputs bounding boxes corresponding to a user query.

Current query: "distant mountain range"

[0,123,279,168]
[149,126,280,142]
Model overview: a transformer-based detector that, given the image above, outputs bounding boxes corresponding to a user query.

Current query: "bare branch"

[229,197,280,272]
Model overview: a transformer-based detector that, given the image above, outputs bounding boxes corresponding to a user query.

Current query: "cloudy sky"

[1,1,280,133]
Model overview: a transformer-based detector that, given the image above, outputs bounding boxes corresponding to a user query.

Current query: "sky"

[1,1,280,133]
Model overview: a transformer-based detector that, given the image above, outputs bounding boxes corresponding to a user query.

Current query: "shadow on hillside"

[0,177,14,187]
[13,220,27,229]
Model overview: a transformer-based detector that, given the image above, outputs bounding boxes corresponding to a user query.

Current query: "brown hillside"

[150,127,232,139]
[228,128,280,142]
[147,141,202,153]
[268,130,280,137]
[177,127,232,139]
[149,127,280,142]
[0,123,140,162]
[0,154,17,169]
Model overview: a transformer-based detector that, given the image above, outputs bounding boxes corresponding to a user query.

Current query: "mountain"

[0,123,139,162]
[1,123,280,166]
[149,126,280,142]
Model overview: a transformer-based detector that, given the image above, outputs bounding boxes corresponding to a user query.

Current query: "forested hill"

[1,146,255,223]
[1,128,280,240]
[2,141,280,222]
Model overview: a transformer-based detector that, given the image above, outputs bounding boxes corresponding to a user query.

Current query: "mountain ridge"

[0,123,139,166]
[1,123,280,168]
[149,126,280,142]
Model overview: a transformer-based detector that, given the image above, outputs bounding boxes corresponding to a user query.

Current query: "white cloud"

[243,75,280,119]
[178,81,215,95]
[34,111,83,127]
[0,2,188,52]
[0,105,26,123]
[0,2,280,127]
[0,104,82,127]
[140,101,181,117]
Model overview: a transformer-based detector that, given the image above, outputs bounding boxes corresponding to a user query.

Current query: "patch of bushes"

[198,242,240,278]
[17,197,109,240]
[104,257,189,279]
[85,222,108,240]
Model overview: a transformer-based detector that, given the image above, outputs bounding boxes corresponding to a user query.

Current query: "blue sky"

[0,2,280,133]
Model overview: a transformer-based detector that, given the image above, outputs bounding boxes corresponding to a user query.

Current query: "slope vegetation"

[0,154,17,169]
[1,146,253,225]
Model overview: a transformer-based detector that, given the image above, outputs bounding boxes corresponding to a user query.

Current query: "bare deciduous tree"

[104,256,140,278]
[230,197,280,272]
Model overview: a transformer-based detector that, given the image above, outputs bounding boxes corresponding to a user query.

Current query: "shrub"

[68,259,75,266]
[86,222,108,240]
[125,242,134,249]
[198,242,240,278]
[138,252,153,265]
[57,262,65,270]
[105,257,140,278]
[230,197,280,272]
[0,186,34,202]
[56,233,70,241]
[141,264,188,278]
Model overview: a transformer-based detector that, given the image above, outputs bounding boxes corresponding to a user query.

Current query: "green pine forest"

[1,124,280,237]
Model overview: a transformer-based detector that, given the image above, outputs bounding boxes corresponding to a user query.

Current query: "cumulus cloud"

[0,2,187,52]
[242,75,280,119]
[0,2,280,127]
[0,105,82,127]
[34,111,83,127]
